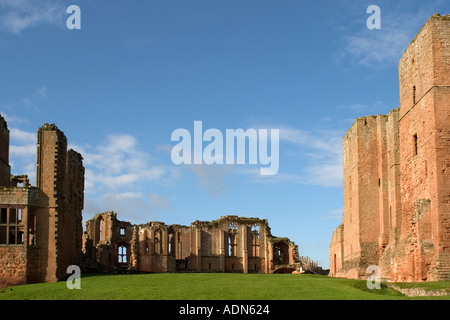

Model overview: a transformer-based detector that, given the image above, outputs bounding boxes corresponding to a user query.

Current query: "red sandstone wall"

[396,15,450,282]
[0,247,27,288]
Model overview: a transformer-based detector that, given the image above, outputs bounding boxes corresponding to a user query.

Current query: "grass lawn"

[0,273,449,300]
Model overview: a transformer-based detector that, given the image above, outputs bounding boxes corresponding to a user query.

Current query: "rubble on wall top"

[40,123,59,131]
[192,215,269,228]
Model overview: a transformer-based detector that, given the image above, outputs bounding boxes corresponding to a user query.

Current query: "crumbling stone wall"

[84,214,300,274]
[329,14,450,282]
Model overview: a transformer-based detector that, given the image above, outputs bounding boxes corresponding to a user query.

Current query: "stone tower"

[329,14,450,282]
[0,120,84,288]
[35,124,85,282]
[395,13,450,281]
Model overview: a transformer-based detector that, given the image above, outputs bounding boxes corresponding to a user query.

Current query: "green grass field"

[0,273,449,300]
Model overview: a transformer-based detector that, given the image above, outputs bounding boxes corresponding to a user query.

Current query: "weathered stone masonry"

[329,14,450,282]
[0,118,84,288]
[0,115,310,288]
[83,213,302,274]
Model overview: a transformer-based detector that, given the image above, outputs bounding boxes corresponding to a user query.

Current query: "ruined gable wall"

[0,115,10,187]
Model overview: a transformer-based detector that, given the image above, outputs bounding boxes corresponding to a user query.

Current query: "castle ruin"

[329,14,450,282]
[0,115,313,288]
[83,213,304,274]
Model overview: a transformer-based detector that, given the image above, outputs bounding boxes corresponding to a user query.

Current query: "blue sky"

[1,0,448,268]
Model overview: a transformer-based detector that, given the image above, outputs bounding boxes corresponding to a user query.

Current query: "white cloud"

[322,209,344,220]
[83,192,159,224]
[9,144,35,157]
[246,124,344,188]
[0,0,64,34]
[9,128,36,157]
[10,127,36,143]
[71,133,173,193]
[0,112,29,125]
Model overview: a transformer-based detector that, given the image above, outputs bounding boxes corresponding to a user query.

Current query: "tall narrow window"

[413,134,418,156]
[118,245,127,263]
[154,229,162,254]
[98,216,104,243]
[119,227,125,236]
[413,86,416,104]
[251,224,260,257]
[228,223,237,257]
[228,234,238,257]
[168,233,174,255]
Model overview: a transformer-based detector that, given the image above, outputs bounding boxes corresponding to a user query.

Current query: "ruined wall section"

[332,112,400,279]
[340,116,382,278]
[83,214,298,274]
[379,108,402,280]
[432,16,450,281]
[60,150,84,270]
[0,115,10,187]
[328,224,344,277]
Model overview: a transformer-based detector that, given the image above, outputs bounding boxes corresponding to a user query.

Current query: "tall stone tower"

[396,13,450,281]
[329,14,450,282]
[36,124,85,282]
[0,120,84,288]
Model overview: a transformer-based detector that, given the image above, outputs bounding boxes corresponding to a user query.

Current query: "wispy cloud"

[71,133,173,193]
[0,0,64,34]
[322,209,344,220]
[0,112,29,125]
[83,191,161,224]
[8,126,36,183]
[248,125,343,187]
[334,2,438,69]
[35,86,48,99]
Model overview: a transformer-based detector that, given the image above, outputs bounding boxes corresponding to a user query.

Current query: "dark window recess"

[413,134,418,156]
[0,208,25,245]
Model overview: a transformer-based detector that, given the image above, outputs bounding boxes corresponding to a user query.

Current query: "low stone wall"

[389,284,450,297]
